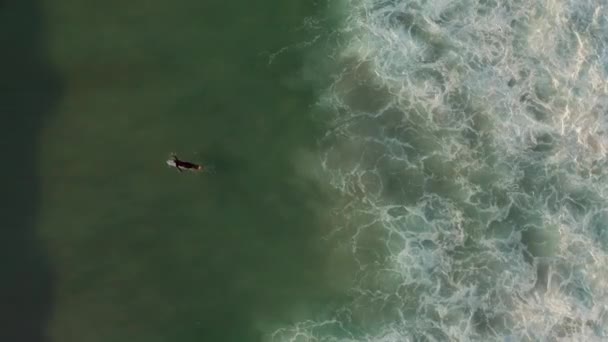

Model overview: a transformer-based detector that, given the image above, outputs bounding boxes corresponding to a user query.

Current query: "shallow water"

[272,0,608,340]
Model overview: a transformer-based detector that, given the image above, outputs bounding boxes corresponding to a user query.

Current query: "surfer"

[167,154,203,172]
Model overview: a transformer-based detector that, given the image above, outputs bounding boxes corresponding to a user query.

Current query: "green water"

[1,1,344,341]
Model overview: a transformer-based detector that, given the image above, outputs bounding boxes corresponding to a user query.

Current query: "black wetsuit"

[173,157,202,171]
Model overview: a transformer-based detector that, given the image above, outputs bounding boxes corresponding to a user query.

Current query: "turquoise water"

[3,0,608,341]
[272,0,608,341]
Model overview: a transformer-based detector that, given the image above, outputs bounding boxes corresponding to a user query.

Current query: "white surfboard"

[166,159,178,168]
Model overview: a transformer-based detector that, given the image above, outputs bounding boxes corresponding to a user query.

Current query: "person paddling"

[166,154,203,172]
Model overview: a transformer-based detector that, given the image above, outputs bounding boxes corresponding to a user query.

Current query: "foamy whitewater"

[272,0,608,340]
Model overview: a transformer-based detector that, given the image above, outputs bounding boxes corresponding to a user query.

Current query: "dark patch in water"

[531,133,555,152]
[0,2,63,341]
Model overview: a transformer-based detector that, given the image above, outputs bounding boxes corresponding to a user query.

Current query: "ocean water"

[271,0,608,341]
[16,0,336,341]
[4,0,608,341]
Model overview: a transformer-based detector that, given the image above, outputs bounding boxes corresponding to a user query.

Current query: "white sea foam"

[271,0,608,340]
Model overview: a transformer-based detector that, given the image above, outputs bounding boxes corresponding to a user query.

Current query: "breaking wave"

[272,0,608,340]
